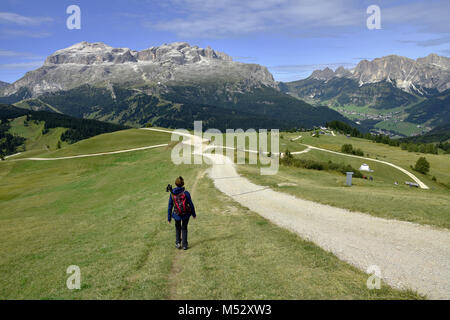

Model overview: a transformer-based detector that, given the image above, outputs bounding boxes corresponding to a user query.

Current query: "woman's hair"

[175,176,184,187]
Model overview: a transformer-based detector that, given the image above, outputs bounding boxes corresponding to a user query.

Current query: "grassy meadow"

[0,129,423,299]
[8,116,69,153]
[237,131,450,228]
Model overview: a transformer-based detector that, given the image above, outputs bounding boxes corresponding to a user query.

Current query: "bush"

[353,148,364,156]
[341,144,364,156]
[341,144,353,154]
[280,154,363,178]
[413,157,430,174]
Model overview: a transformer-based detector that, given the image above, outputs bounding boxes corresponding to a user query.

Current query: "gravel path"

[205,152,450,299]
[143,128,449,299]
[4,144,168,161]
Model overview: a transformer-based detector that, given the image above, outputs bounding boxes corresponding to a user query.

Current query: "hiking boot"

[183,246,188,250]
[176,243,181,249]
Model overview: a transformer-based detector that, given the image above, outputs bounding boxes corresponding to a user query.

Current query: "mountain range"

[0,41,348,130]
[1,42,449,136]
[280,54,450,136]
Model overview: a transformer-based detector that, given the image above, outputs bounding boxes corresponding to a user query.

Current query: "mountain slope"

[280,53,450,136]
[162,84,350,127]
[15,84,347,130]
[405,89,450,127]
[282,77,419,109]
[0,81,9,90]
[403,122,450,143]
[0,104,129,157]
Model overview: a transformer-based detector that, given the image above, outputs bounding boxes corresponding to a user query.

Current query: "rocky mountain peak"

[310,67,335,81]
[416,53,450,69]
[4,41,274,97]
[45,41,136,65]
[44,41,233,67]
[308,53,450,93]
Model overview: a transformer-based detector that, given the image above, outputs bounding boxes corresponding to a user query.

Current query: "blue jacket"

[168,187,196,222]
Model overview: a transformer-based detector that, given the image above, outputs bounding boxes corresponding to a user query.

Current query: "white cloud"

[150,0,364,38]
[148,0,450,39]
[0,29,51,38]
[0,49,33,57]
[0,61,44,70]
[398,34,450,47]
[0,12,53,26]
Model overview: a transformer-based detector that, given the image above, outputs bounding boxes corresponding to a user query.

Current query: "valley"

[280,54,450,137]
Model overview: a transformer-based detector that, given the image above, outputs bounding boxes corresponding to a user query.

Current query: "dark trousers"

[175,218,189,247]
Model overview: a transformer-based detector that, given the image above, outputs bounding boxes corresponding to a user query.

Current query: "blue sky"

[0,0,449,83]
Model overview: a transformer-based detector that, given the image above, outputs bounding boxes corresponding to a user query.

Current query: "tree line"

[0,104,129,158]
[27,111,129,144]
[0,118,25,159]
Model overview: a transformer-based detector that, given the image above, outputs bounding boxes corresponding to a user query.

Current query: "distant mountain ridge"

[280,53,450,136]
[307,54,450,94]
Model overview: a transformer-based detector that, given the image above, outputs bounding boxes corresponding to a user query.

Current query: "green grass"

[375,120,424,136]
[0,129,422,299]
[8,116,69,153]
[237,131,450,228]
[10,128,170,159]
[41,129,170,158]
[329,103,404,116]
[295,131,450,187]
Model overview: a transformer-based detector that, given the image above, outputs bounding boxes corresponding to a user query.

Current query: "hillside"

[281,77,419,109]
[404,122,450,143]
[0,127,424,299]
[239,130,450,227]
[405,89,450,127]
[10,84,350,130]
[0,104,128,158]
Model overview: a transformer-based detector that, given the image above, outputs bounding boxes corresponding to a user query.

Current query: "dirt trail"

[302,144,429,189]
[167,169,206,299]
[4,144,168,161]
[204,151,450,299]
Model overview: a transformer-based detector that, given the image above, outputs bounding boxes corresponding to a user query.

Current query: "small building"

[359,163,373,172]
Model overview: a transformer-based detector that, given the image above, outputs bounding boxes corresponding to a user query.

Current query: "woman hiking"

[167,176,196,250]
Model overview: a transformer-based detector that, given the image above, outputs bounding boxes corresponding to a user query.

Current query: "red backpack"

[172,192,191,216]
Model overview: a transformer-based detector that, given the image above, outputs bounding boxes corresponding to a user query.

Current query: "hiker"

[168,176,196,250]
